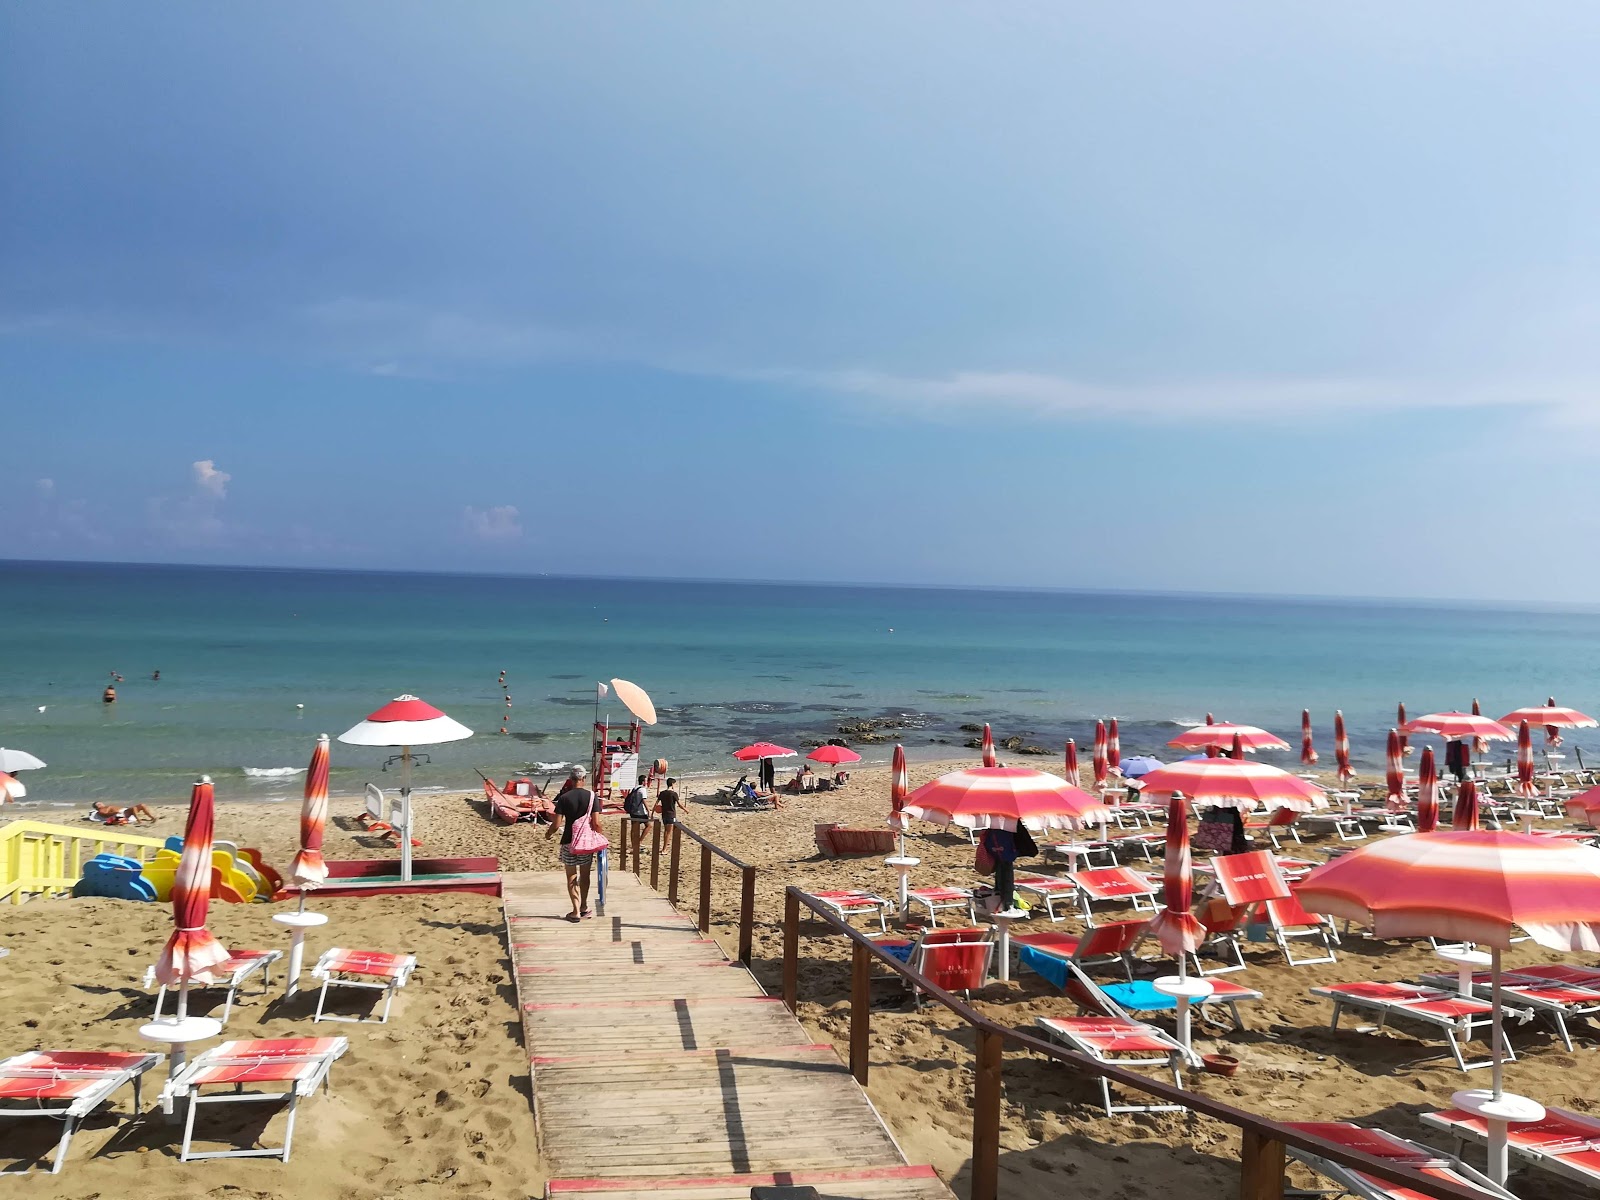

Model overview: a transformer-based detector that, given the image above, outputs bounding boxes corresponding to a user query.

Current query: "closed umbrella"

[889,743,909,834]
[981,723,997,768]
[1417,746,1440,833]
[1146,789,1208,1054]
[155,777,232,997]
[1385,729,1406,808]
[1514,721,1538,799]
[289,735,331,897]
[1064,739,1079,786]
[1334,710,1354,785]
[1300,710,1317,766]
[1204,713,1218,759]
[1107,719,1121,771]
[1472,698,1490,756]
[1453,779,1481,832]
[1092,721,1109,790]
[1397,702,1411,757]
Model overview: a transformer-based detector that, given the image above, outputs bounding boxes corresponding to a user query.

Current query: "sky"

[5,4,1600,601]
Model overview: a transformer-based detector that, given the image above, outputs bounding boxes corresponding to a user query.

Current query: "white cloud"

[463,505,523,541]
[192,459,231,498]
[35,478,54,496]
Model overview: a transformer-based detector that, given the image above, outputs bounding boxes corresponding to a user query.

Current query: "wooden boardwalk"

[503,870,956,1200]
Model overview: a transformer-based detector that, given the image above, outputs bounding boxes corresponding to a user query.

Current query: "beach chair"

[1419,967,1600,1052]
[0,1050,159,1174]
[1013,872,1083,922]
[1242,806,1303,850]
[903,885,976,927]
[1066,866,1160,926]
[1190,897,1250,976]
[1284,1121,1517,1199]
[873,927,994,999]
[311,948,417,1023]
[1012,919,1147,980]
[805,889,892,933]
[1311,981,1532,1071]
[143,948,283,1025]
[1100,828,1168,863]
[1019,943,1261,1030]
[1424,1103,1600,1193]
[1249,890,1339,966]
[162,1036,348,1163]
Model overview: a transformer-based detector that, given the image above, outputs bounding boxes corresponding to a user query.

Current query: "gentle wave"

[530,761,570,773]
[241,766,305,778]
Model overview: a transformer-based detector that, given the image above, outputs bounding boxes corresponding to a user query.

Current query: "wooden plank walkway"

[503,870,956,1200]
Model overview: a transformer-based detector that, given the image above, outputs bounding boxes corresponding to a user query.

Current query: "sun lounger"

[1423,1103,1600,1193]
[1065,866,1160,925]
[143,948,283,1026]
[1013,872,1083,922]
[903,885,976,926]
[0,1050,159,1174]
[1249,890,1339,966]
[1099,829,1168,863]
[1285,1121,1517,1199]
[873,927,994,998]
[812,823,897,857]
[806,889,892,933]
[1242,806,1304,850]
[1011,919,1146,979]
[162,1036,348,1162]
[1419,968,1600,1051]
[311,948,417,1024]
[1312,981,1532,1071]
[1019,943,1261,1029]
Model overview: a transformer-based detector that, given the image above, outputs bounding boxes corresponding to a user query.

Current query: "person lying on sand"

[88,802,157,826]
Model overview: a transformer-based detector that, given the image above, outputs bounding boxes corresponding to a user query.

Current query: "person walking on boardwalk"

[546,766,601,921]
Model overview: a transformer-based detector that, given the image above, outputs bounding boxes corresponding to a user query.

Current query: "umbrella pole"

[400,745,414,883]
[1491,946,1504,1100]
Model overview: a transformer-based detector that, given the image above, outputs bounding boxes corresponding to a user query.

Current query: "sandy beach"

[3,762,1595,1197]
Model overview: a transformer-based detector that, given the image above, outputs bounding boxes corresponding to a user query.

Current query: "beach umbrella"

[889,743,909,836]
[0,772,24,803]
[1167,723,1291,754]
[1300,710,1317,766]
[1514,721,1538,799]
[340,694,473,882]
[1117,755,1165,779]
[1417,746,1440,833]
[980,723,997,768]
[1500,698,1596,749]
[1385,729,1406,808]
[0,747,46,773]
[1401,711,1514,745]
[1147,791,1203,958]
[1334,710,1354,784]
[608,678,658,726]
[1563,784,1600,828]
[900,766,1111,832]
[1137,756,1326,812]
[1107,719,1121,771]
[1092,721,1109,790]
[1453,779,1481,832]
[289,734,331,899]
[1396,702,1412,756]
[731,741,797,761]
[155,777,231,995]
[1064,739,1080,785]
[808,744,862,768]
[1472,698,1490,756]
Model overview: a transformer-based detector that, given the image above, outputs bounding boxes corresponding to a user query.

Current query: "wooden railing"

[625,820,757,965]
[783,886,1484,1200]
[0,819,166,904]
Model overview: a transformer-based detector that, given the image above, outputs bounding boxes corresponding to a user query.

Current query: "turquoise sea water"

[2,560,1597,806]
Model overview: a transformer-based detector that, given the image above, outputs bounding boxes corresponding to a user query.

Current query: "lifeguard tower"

[589,679,659,803]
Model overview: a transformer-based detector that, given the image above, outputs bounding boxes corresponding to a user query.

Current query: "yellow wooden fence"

[0,820,167,904]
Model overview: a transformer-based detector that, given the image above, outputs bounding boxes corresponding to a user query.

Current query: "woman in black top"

[545,767,598,920]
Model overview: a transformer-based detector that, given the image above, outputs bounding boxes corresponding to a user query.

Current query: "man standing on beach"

[546,766,597,920]
[654,778,681,827]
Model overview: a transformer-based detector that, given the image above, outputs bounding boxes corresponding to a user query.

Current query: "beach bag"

[974,837,996,876]
[1193,816,1234,854]
[569,797,609,855]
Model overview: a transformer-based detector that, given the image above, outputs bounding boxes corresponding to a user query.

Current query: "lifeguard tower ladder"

[591,719,642,805]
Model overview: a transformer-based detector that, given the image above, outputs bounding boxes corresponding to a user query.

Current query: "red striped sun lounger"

[1424,1103,1600,1193]
[311,948,417,1024]
[904,886,975,926]
[162,1036,348,1163]
[805,890,891,933]
[1065,866,1160,925]
[1286,1121,1517,1199]
[1312,981,1532,1072]
[1420,968,1600,1052]
[144,948,283,1026]
[1013,873,1081,922]
[0,1050,159,1174]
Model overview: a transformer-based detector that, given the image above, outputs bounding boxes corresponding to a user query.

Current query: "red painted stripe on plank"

[525,996,783,1011]
[547,1164,937,1193]
[532,1042,831,1065]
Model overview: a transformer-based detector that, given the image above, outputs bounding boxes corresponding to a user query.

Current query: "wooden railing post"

[667,824,682,905]
[633,820,645,878]
[1240,1129,1286,1200]
[616,817,628,872]
[738,865,756,965]
[971,1027,1003,1200]
[782,890,799,1012]
[697,843,712,932]
[849,940,871,1085]
[649,821,662,890]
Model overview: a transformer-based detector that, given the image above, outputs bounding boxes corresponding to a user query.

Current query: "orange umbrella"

[609,678,657,726]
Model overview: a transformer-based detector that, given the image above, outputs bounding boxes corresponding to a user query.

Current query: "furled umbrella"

[888,743,909,834]
[1453,779,1481,832]
[1136,755,1327,813]
[1204,713,1218,758]
[1472,698,1490,756]
[1092,721,1109,790]
[1144,789,1208,1054]
[1500,699,1597,750]
[1397,702,1411,756]
[152,775,232,1048]
[1385,729,1406,809]
[1334,710,1354,785]
[1107,718,1121,772]
[1300,710,1317,766]
[981,723,997,768]
[0,772,25,803]
[1064,739,1080,786]
[1167,724,1291,754]
[1416,746,1440,833]
[1514,721,1538,800]
[289,734,331,901]
[1298,830,1600,1184]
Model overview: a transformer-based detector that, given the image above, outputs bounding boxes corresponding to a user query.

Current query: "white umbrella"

[339,695,471,882]
[0,748,46,773]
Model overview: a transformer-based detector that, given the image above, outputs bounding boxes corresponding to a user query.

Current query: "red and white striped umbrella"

[1500,699,1597,749]
[1064,739,1080,785]
[1453,778,1482,832]
[1147,792,1203,956]
[732,741,797,762]
[889,743,909,831]
[900,767,1111,832]
[1136,756,1327,812]
[1514,720,1538,799]
[1563,784,1600,828]
[1416,746,1440,833]
[1334,710,1354,784]
[1092,721,1109,789]
[0,772,25,803]
[1385,728,1406,808]
[1400,711,1514,744]
[1167,723,1290,754]
[980,723,997,768]
[1300,710,1317,766]
[1396,702,1412,757]
[1204,713,1217,758]
[289,735,331,891]
[1471,698,1490,755]
[155,776,231,988]
[1107,718,1121,771]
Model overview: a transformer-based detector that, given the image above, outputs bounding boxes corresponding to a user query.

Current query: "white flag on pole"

[597,682,609,699]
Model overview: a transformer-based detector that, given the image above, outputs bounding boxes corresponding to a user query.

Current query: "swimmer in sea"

[151,670,160,681]
[102,685,117,703]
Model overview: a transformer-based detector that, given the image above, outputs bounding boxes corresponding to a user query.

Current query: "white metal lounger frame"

[165,1040,348,1163]
[1033,1013,1187,1117]
[1313,984,1533,1072]
[1013,875,1079,922]
[0,1053,158,1174]
[904,888,975,928]
[806,893,891,934]
[1422,1106,1600,1194]
[1287,1136,1517,1200]
[311,949,418,1024]
[144,949,283,1025]
[1419,971,1600,1053]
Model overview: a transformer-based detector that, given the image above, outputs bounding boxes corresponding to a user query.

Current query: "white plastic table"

[139,1014,223,1117]
[1435,944,1491,996]
[990,908,1028,983]
[883,856,920,914]
[1451,1088,1545,1186]
[1154,975,1214,1055]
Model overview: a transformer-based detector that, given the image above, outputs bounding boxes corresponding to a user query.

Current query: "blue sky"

[6,4,1600,600]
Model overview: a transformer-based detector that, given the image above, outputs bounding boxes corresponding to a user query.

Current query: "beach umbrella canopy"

[1146,792,1204,957]
[1501,699,1595,748]
[339,694,473,747]
[154,777,231,987]
[608,679,658,726]
[732,741,797,762]
[0,748,46,773]
[1117,755,1165,779]
[1064,739,1079,785]
[1453,779,1482,832]
[980,723,997,768]
[1107,719,1121,771]
[1396,702,1411,756]
[808,744,862,767]
[1400,711,1514,744]
[1563,784,1600,827]
[0,772,24,802]
[1137,756,1327,812]
[1514,720,1538,799]
[1334,710,1354,784]
[1300,710,1317,766]
[1385,729,1406,807]
[901,766,1111,832]
[1167,723,1290,754]
[1092,721,1109,789]
[1416,746,1440,833]
[289,734,331,889]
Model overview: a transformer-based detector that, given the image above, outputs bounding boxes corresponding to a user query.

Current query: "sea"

[2,560,1598,807]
